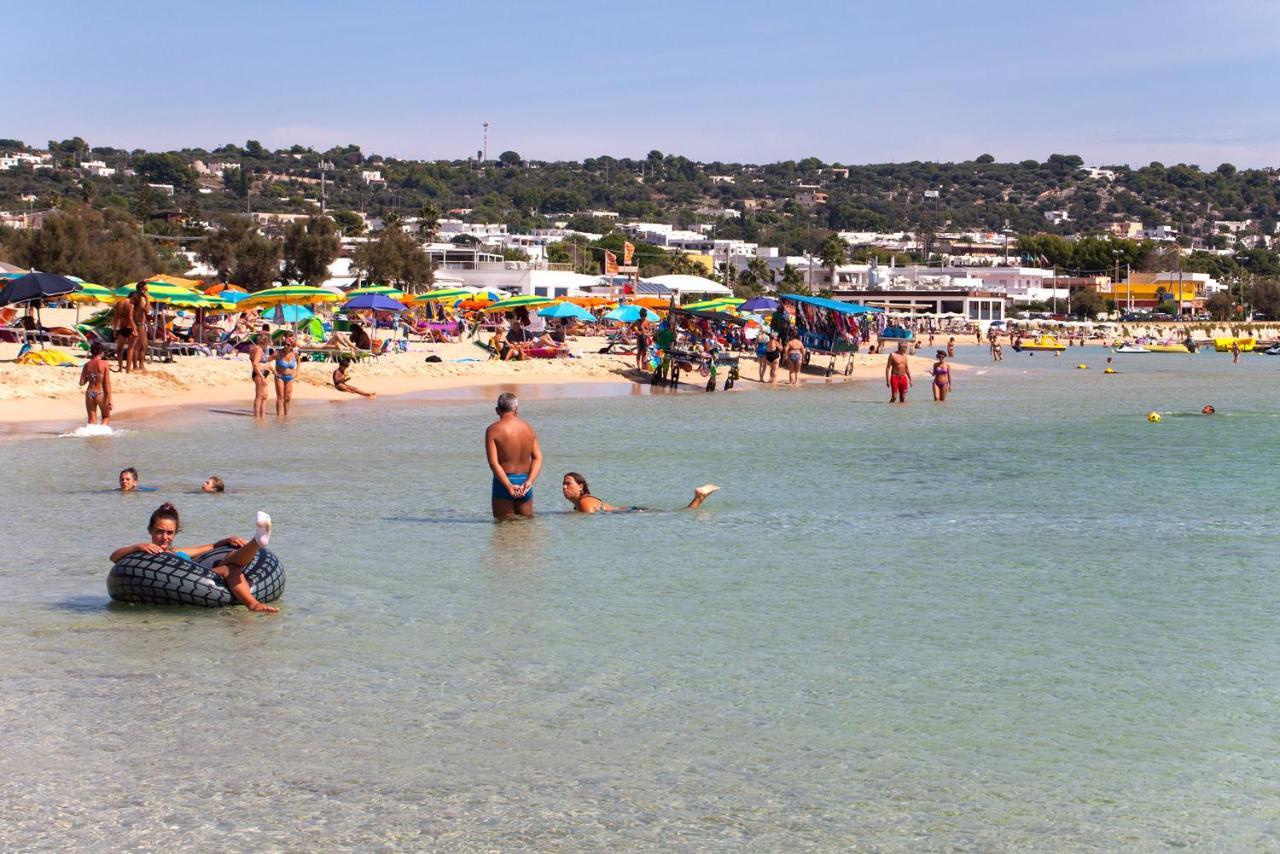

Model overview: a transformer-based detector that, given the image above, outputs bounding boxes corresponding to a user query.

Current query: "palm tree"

[746,256,772,292]
[818,235,849,289]
[778,264,805,293]
[418,202,440,241]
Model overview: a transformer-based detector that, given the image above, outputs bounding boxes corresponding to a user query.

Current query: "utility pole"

[482,122,489,162]
[320,160,333,213]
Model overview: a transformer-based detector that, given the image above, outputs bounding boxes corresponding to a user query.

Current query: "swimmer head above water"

[119,467,138,492]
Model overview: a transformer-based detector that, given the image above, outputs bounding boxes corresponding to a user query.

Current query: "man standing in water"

[885,341,912,403]
[485,392,543,520]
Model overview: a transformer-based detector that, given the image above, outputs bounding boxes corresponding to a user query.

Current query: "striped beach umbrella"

[409,287,474,304]
[683,297,745,312]
[346,285,406,299]
[239,285,343,309]
[482,294,555,313]
[68,282,118,304]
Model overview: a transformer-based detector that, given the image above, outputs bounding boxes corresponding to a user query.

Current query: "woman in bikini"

[249,333,272,418]
[765,334,782,383]
[78,341,112,425]
[561,472,720,514]
[755,332,771,382]
[274,336,298,417]
[931,350,952,401]
[109,503,279,613]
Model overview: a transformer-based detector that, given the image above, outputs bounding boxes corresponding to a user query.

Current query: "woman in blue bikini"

[274,336,298,417]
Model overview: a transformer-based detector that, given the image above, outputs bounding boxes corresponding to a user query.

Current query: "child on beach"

[333,357,376,398]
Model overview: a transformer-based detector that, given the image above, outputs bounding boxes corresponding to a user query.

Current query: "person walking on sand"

[110,294,134,373]
[886,341,911,403]
[249,333,272,418]
[931,350,952,402]
[129,281,150,373]
[79,341,112,425]
[785,334,806,386]
[485,392,543,520]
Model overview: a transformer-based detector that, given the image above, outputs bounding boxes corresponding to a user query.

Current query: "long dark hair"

[564,472,590,495]
[148,502,181,533]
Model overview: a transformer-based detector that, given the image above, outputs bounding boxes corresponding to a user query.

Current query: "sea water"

[2,348,1279,850]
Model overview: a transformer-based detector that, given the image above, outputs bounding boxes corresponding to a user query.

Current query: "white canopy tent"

[642,274,733,297]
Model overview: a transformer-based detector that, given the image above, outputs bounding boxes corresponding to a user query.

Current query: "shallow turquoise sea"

[2,347,1278,849]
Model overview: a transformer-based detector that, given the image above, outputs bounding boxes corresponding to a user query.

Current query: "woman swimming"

[274,336,297,417]
[931,350,952,402]
[249,333,272,418]
[78,341,112,425]
[561,472,719,514]
[109,503,278,612]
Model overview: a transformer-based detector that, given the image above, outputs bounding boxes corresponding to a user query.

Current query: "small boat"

[1014,335,1067,352]
[1114,343,1149,353]
[1146,343,1190,353]
[1265,345,1280,356]
[1214,337,1256,353]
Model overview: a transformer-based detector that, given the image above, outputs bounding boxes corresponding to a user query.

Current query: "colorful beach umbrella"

[270,304,314,323]
[341,293,406,312]
[114,281,198,303]
[410,287,474,304]
[602,304,658,324]
[483,294,555,313]
[239,285,342,309]
[346,285,406,299]
[537,302,595,321]
[738,296,779,312]
[1,272,78,306]
[68,282,118,304]
[683,297,745,312]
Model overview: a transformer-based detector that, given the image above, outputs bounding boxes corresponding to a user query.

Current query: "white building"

[1043,210,1071,225]
[1142,225,1178,242]
[360,170,385,185]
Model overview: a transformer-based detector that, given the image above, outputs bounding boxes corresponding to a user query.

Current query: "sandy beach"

[0,311,952,430]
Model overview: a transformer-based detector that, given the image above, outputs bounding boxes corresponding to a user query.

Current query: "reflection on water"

[2,350,1279,848]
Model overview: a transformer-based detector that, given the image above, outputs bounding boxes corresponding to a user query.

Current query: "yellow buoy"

[1076,364,1088,370]
[1147,412,1162,422]
[1104,368,1116,374]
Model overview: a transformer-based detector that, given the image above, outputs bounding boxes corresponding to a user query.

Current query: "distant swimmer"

[109,503,279,613]
[485,392,543,520]
[561,472,719,513]
[202,476,225,493]
[1202,404,1216,414]
[119,467,138,492]
[886,342,911,403]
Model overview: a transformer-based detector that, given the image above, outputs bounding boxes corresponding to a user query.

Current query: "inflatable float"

[107,545,284,607]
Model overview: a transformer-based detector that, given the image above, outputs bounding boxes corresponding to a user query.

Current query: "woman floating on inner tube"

[109,503,279,612]
[561,472,719,514]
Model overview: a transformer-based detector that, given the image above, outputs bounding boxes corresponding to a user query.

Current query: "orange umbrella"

[634,297,672,310]
[202,282,248,295]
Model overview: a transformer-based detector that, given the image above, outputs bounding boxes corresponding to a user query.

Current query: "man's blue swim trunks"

[492,472,531,503]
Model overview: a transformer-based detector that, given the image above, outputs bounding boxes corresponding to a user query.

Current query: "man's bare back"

[485,393,543,519]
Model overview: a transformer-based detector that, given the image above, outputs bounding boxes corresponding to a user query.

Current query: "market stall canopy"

[0,271,78,306]
[669,305,749,326]
[643,274,733,297]
[780,294,883,314]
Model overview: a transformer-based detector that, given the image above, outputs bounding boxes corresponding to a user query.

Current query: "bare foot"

[694,484,720,500]
[248,601,279,613]
[254,511,272,547]
[369,392,377,399]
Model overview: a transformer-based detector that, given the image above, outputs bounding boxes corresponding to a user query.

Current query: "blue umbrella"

[537,302,595,321]
[270,304,314,323]
[341,293,406,312]
[738,296,779,312]
[0,271,77,306]
[603,304,656,324]
[218,290,252,304]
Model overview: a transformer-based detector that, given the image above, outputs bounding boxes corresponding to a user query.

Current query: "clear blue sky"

[9,0,1279,167]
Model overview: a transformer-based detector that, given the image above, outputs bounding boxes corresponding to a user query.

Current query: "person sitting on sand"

[492,325,521,361]
[201,476,225,493]
[79,341,112,426]
[119,467,139,492]
[333,357,376,398]
[109,503,278,613]
[560,472,719,514]
[349,322,373,352]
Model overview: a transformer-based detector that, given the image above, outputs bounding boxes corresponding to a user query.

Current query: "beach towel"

[17,348,77,366]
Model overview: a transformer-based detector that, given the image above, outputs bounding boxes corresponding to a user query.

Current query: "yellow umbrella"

[239,285,343,310]
[148,274,205,290]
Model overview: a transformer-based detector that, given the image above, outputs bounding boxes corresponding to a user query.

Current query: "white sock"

[254,511,272,547]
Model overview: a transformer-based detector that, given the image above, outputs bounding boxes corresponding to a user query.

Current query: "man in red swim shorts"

[885,341,912,403]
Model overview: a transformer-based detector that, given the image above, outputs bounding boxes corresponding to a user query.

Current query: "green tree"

[778,263,806,293]
[281,215,340,285]
[1070,288,1103,319]
[133,152,197,190]
[498,151,522,166]
[6,203,160,285]
[1249,278,1280,318]
[196,216,282,290]
[818,234,849,284]
[417,202,440,240]
[1205,291,1234,320]
[332,209,365,237]
[350,227,433,292]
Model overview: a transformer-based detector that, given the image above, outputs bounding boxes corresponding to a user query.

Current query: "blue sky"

[8,0,1280,167]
